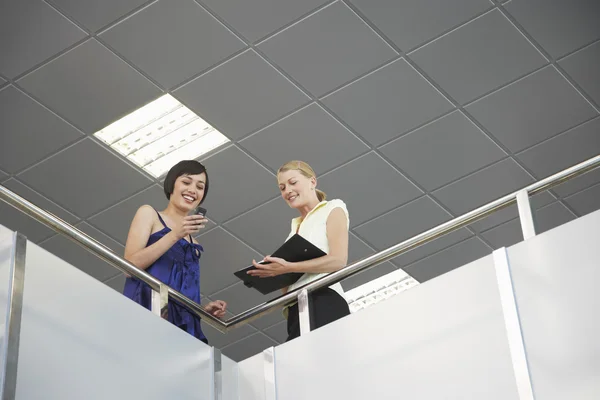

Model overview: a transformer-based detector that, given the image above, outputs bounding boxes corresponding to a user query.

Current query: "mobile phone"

[192,206,207,217]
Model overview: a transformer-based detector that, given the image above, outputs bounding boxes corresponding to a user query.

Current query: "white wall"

[222,354,239,400]
[274,253,520,400]
[3,208,599,400]
[238,352,265,400]
[12,237,214,400]
[508,209,600,399]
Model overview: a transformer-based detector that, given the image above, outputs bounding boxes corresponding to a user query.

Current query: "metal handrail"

[1,154,599,332]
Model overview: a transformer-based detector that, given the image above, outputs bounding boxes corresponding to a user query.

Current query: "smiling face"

[278,169,316,209]
[171,173,207,212]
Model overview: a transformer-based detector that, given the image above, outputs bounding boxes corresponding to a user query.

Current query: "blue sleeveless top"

[123,210,206,341]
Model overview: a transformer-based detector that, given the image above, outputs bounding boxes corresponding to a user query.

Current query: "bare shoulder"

[137,204,157,216]
[132,205,159,227]
[327,207,348,223]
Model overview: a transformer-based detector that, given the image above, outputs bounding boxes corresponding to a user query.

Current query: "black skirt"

[286,287,350,342]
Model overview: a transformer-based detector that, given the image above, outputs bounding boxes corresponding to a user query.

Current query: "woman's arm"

[249,208,349,277]
[288,207,348,273]
[124,205,180,271]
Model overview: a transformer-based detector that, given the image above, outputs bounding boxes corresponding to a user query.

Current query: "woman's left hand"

[247,256,292,278]
[205,300,227,318]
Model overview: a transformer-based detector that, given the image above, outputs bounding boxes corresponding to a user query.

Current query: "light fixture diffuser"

[345,270,419,313]
[94,94,229,178]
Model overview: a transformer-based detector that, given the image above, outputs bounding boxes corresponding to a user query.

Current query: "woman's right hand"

[171,215,208,239]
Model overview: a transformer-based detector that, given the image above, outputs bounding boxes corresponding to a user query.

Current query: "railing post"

[493,248,535,400]
[211,347,222,400]
[1,232,27,400]
[298,289,311,336]
[151,283,168,318]
[516,190,536,240]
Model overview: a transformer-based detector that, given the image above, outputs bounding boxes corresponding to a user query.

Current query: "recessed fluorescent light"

[345,270,419,313]
[94,94,229,178]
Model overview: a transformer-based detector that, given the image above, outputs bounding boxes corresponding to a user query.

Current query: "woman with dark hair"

[123,160,226,344]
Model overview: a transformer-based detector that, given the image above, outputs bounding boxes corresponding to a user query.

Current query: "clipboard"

[234,234,327,295]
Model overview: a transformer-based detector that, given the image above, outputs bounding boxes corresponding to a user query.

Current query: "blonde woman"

[247,161,350,341]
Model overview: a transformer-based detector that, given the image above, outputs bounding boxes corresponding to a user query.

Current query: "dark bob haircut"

[163,160,209,203]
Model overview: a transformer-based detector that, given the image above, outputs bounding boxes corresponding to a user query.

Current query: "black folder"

[234,234,327,295]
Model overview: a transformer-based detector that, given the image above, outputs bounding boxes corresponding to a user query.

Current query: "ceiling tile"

[524,199,575,234]
[0,169,8,182]
[341,260,399,292]
[551,168,600,199]
[525,199,575,234]
[380,111,505,191]
[531,201,574,238]
[482,202,576,249]
[468,191,555,233]
[263,320,288,344]
[17,138,152,218]
[347,232,376,265]
[197,228,262,295]
[224,197,296,256]
[391,229,473,270]
[565,183,600,217]
[319,153,422,227]
[517,117,600,196]
[411,10,546,104]
[209,282,282,330]
[0,178,80,243]
[433,158,534,215]
[0,0,86,78]
[257,1,397,97]
[201,311,257,349]
[174,50,309,141]
[404,237,490,282]
[17,39,161,133]
[0,77,6,86]
[221,332,277,362]
[100,0,245,89]
[349,0,491,51]
[480,219,521,250]
[104,273,126,292]
[505,0,600,58]
[322,59,453,146]
[0,201,55,244]
[40,222,124,282]
[202,0,330,43]
[353,196,474,270]
[0,86,82,173]
[329,232,401,292]
[240,104,368,174]
[209,278,280,309]
[89,185,169,244]
[49,0,149,32]
[559,41,600,107]
[200,146,278,222]
[354,197,453,250]
[466,66,598,152]
[2,178,79,224]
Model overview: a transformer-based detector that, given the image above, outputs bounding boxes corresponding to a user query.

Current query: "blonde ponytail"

[315,189,327,202]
